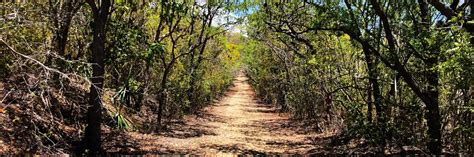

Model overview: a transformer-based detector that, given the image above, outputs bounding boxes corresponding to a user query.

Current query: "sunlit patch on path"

[105,73,329,155]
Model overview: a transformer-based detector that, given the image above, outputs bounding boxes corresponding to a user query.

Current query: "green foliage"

[2,0,473,153]
[115,113,130,130]
[242,1,473,152]
[0,55,12,78]
[146,42,165,62]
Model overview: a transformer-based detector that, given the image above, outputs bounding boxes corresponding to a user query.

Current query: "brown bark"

[362,46,382,124]
[157,65,170,129]
[427,0,457,18]
[52,0,81,57]
[156,3,187,129]
[369,0,442,154]
[344,0,383,140]
[47,0,82,68]
[82,0,111,154]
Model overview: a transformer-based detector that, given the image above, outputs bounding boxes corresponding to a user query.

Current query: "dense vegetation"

[0,0,472,155]
[243,0,473,154]
[1,0,240,154]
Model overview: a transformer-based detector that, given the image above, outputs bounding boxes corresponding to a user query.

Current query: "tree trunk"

[417,0,442,154]
[83,0,111,154]
[362,45,385,148]
[52,0,76,58]
[425,57,442,154]
[187,14,212,111]
[425,93,441,154]
[157,63,171,131]
[187,69,197,111]
[157,90,166,130]
[363,47,382,122]
[187,37,210,110]
[367,87,373,122]
[47,0,81,68]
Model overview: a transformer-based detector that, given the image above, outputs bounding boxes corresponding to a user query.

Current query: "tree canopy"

[0,0,472,155]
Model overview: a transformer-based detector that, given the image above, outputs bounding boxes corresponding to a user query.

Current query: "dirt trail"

[114,73,328,155]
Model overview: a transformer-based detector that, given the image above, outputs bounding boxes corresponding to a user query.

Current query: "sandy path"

[114,73,325,155]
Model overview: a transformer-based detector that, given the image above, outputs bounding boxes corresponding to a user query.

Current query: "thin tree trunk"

[369,0,442,153]
[83,0,111,153]
[424,55,442,154]
[187,8,212,111]
[417,1,442,153]
[157,65,170,130]
[187,39,209,110]
[52,1,76,58]
[362,44,384,148]
[47,0,81,68]
[362,47,378,122]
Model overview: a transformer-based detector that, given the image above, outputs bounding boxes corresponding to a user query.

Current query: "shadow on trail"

[157,112,224,139]
[199,144,269,155]
[97,73,459,156]
[103,130,142,153]
[243,108,278,113]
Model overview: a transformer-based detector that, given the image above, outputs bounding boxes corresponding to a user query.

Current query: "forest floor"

[0,72,431,155]
[103,73,339,155]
